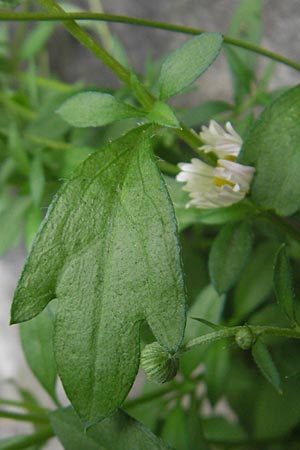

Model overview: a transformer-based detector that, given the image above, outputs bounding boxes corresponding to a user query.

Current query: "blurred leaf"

[0,196,30,256]
[180,101,232,128]
[24,204,43,250]
[252,339,282,394]
[158,33,223,100]
[57,91,144,127]
[224,46,254,104]
[209,221,253,294]
[227,0,263,68]
[239,85,300,216]
[161,406,188,450]
[20,23,56,61]
[203,416,248,444]
[20,303,57,402]
[0,0,21,9]
[8,123,29,175]
[29,155,45,206]
[205,340,230,406]
[147,101,179,128]
[233,242,278,323]
[254,377,300,440]
[181,285,225,376]
[273,244,296,325]
[50,407,172,450]
[11,127,186,424]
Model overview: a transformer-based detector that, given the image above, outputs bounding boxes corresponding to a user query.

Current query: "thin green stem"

[0,11,299,71]
[37,1,154,109]
[180,324,300,354]
[0,427,54,450]
[0,398,48,413]
[0,409,49,424]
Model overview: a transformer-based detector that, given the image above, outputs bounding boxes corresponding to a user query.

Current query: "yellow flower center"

[213,177,236,188]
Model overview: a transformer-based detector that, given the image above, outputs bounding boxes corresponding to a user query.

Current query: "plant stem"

[0,427,54,450]
[0,409,49,423]
[264,211,300,245]
[1,11,299,71]
[180,324,300,354]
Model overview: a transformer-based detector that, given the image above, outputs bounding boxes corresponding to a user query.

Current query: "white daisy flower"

[176,158,255,209]
[199,120,243,158]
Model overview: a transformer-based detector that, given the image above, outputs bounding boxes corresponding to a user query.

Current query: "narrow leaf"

[209,222,253,294]
[29,155,45,206]
[20,22,55,60]
[273,244,296,324]
[252,339,282,394]
[20,303,57,401]
[205,341,230,406]
[57,91,145,127]
[50,407,172,450]
[158,33,223,100]
[147,102,179,128]
[11,127,186,424]
[239,85,300,216]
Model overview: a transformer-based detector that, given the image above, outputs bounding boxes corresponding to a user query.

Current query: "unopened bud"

[235,327,253,350]
[141,342,179,384]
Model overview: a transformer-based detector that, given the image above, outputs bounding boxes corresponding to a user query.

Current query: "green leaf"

[20,303,57,401]
[251,339,282,394]
[29,156,45,206]
[224,46,253,104]
[0,196,31,256]
[253,377,300,440]
[205,341,230,406]
[57,91,144,127]
[161,406,189,450]
[239,85,300,216]
[232,242,278,323]
[24,205,42,251]
[227,0,263,68]
[158,33,223,100]
[50,407,172,450]
[180,100,232,128]
[209,222,253,294]
[11,127,186,424]
[273,244,296,324]
[20,23,55,60]
[0,0,20,9]
[8,123,29,175]
[147,102,179,128]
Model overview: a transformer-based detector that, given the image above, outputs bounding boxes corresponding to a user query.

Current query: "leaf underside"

[11,126,186,424]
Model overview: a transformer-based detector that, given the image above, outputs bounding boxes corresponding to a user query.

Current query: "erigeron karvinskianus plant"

[1,0,300,449]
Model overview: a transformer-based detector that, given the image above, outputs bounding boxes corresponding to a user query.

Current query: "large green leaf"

[57,91,144,127]
[11,127,186,424]
[158,33,223,100]
[239,85,300,216]
[50,407,172,450]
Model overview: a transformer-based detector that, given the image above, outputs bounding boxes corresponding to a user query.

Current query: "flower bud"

[235,327,253,350]
[141,342,179,384]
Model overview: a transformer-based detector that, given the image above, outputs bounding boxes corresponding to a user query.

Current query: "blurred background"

[1,0,300,447]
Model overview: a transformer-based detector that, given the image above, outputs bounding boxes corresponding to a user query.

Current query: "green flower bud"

[235,327,254,350]
[141,342,179,384]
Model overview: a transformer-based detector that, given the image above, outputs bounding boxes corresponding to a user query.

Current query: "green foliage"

[273,244,297,324]
[158,33,223,100]
[50,407,172,450]
[57,91,145,127]
[252,338,282,394]
[239,85,300,216]
[20,303,57,402]
[11,127,186,424]
[1,2,300,449]
[208,221,253,294]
